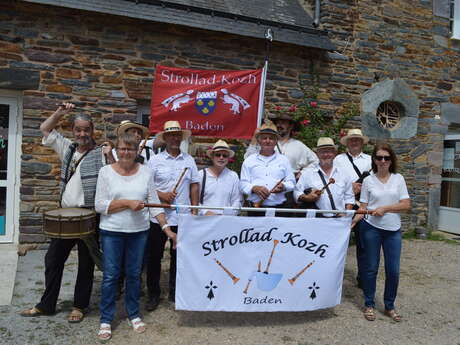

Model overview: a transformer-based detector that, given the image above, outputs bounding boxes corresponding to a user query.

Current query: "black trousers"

[146,222,177,298]
[247,202,291,218]
[35,238,95,314]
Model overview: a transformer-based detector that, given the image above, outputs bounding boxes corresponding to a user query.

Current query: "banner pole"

[257,28,274,127]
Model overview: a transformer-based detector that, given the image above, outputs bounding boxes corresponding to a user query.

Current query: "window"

[376,101,403,130]
[451,0,460,39]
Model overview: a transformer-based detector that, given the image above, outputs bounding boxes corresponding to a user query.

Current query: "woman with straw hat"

[198,140,241,216]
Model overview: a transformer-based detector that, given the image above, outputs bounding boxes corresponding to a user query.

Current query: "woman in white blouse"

[199,140,241,215]
[352,143,410,322]
[94,133,176,341]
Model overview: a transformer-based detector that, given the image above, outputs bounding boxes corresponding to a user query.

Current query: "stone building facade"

[0,0,459,243]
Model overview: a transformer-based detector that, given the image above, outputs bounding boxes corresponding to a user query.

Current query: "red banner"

[150,65,263,139]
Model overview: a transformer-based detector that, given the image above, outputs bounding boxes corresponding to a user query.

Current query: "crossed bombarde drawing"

[213,239,316,294]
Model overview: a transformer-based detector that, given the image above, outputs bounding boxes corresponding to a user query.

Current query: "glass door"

[0,96,19,243]
[439,134,460,234]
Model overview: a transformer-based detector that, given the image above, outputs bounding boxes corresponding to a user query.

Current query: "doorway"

[0,93,21,243]
[439,133,460,235]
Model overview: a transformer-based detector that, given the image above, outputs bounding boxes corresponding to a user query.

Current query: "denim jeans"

[361,220,401,310]
[100,229,148,324]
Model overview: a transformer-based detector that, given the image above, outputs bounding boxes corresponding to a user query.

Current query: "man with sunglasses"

[198,140,241,216]
[334,128,372,289]
[240,122,296,217]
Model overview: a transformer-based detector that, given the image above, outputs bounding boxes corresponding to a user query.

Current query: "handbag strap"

[200,168,207,204]
[346,152,363,179]
[317,170,337,210]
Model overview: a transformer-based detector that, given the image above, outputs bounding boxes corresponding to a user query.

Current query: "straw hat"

[156,120,191,141]
[315,137,337,151]
[206,140,235,158]
[254,121,280,140]
[340,128,369,146]
[116,120,149,137]
[268,112,294,122]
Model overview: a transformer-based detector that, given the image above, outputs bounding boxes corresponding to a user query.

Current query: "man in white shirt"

[333,128,371,288]
[199,140,241,215]
[240,122,296,217]
[21,103,113,322]
[146,121,200,310]
[295,137,354,217]
[244,112,318,179]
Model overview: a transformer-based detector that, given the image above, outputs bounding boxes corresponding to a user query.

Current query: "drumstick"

[254,178,285,208]
[57,103,101,113]
[243,260,261,294]
[172,167,188,194]
[213,258,240,284]
[288,260,315,285]
[316,178,335,195]
[138,137,148,156]
[264,240,279,274]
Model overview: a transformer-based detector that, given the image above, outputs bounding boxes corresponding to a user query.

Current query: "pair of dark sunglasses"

[375,155,391,161]
[213,153,229,158]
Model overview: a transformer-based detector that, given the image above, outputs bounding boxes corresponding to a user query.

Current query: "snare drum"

[43,208,96,239]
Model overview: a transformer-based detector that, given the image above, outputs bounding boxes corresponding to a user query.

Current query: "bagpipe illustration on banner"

[150,65,264,139]
[176,214,352,312]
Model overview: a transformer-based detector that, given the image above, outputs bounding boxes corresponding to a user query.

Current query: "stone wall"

[0,1,458,242]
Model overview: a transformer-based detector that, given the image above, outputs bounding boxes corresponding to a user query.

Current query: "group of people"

[20,102,411,341]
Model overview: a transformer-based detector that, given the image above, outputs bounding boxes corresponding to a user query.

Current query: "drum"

[43,208,96,239]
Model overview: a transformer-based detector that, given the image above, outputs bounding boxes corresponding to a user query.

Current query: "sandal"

[363,307,376,321]
[97,323,112,342]
[68,308,84,323]
[384,309,401,322]
[128,317,146,334]
[20,307,45,317]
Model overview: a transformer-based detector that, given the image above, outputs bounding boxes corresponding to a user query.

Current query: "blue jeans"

[100,229,148,324]
[361,221,401,310]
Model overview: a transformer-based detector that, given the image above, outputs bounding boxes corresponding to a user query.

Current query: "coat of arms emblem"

[195,91,217,116]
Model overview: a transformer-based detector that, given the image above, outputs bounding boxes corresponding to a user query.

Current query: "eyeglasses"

[213,153,229,158]
[117,147,137,153]
[375,155,391,161]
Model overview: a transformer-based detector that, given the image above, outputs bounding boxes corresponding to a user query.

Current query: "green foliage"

[227,144,245,175]
[270,81,358,150]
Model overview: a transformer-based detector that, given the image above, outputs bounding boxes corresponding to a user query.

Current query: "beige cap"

[156,120,191,141]
[206,139,235,158]
[340,128,369,146]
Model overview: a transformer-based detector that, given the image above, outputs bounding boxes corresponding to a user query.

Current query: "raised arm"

[40,102,75,137]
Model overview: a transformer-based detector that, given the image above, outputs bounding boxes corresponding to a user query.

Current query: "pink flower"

[288,105,297,112]
[309,101,318,108]
[275,105,283,111]
[228,157,235,163]
[302,119,310,126]
[339,129,347,137]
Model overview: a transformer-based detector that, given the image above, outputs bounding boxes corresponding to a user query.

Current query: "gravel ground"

[0,237,459,345]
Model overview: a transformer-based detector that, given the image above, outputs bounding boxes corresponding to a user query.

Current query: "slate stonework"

[0,1,458,242]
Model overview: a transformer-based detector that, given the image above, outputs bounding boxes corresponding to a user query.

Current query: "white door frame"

[0,90,22,244]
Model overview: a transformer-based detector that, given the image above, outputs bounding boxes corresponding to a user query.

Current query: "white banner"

[176,214,352,312]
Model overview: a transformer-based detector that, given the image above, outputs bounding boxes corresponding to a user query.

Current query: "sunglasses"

[375,155,391,161]
[213,152,229,158]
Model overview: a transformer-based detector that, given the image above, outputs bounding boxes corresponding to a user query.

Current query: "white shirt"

[334,151,372,182]
[240,152,295,206]
[198,167,242,215]
[147,150,200,225]
[360,173,409,231]
[244,138,318,173]
[95,164,163,232]
[294,165,354,216]
[42,130,85,207]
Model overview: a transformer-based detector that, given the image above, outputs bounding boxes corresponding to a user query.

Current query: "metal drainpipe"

[313,0,321,27]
